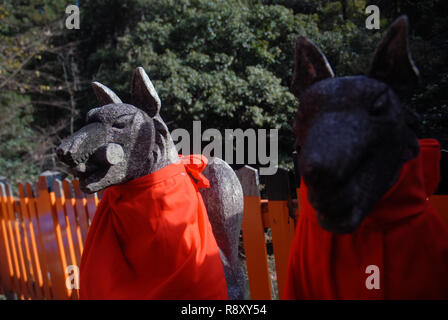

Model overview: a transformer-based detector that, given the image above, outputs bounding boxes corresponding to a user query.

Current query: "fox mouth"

[72,160,102,179]
[70,146,103,175]
[306,178,367,234]
[316,207,364,234]
[73,152,99,175]
[312,192,365,233]
[57,142,125,193]
[71,153,106,189]
[79,168,109,192]
[70,143,126,193]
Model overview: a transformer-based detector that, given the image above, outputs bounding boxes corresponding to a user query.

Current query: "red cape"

[80,155,228,299]
[284,139,448,299]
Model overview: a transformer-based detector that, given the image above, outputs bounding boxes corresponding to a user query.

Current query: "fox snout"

[56,138,79,167]
[56,122,109,168]
[299,112,367,190]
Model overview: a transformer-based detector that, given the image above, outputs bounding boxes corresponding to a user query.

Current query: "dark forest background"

[0,0,447,183]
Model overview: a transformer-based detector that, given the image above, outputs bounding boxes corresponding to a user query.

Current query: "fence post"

[236,166,272,300]
[0,182,14,297]
[17,183,41,299]
[62,179,83,263]
[35,172,68,299]
[85,192,98,226]
[0,183,24,298]
[8,184,32,299]
[25,182,51,299]
[53,179,79,299]
[71,179,90,245]
[265,168,295,299]
[13,186,35,299]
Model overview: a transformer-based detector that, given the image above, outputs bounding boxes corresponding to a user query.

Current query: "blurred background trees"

[0,0,83,181]
[0,0,447,183]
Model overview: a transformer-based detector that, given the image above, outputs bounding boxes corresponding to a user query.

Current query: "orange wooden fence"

[0,168,447,300]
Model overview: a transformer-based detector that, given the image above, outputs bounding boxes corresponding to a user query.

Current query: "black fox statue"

[284,16,448,299]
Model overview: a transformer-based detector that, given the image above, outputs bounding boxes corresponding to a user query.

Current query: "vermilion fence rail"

[0,167,447,300]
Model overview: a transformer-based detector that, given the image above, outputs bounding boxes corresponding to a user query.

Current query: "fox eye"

[112,122,126,129]
[112,114,134,129]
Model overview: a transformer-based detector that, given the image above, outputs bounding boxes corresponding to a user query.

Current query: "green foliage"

[0,0,71,185]
[83,0,386,165]
[0,92,39,183]
[413,74,448,140]
[86,0,306,164]
[0,0,65,35]
[0,0,447,183]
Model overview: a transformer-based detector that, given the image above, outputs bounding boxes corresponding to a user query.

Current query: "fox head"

[56,67,178,193]
[292,16,420,234]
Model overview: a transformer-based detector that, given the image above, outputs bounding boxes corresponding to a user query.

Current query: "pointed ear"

[91,82,122,106]
[291,36,334,98]
[131,67,161,117]
[368,15,420,95]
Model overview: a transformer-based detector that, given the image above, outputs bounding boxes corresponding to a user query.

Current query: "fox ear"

[291,36,334,98]
[131,67,161,117]
[92,82,122,106]
[368,15,420,95]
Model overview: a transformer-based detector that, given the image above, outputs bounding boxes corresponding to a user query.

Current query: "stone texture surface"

[56,67,245,299]
[291,16,420,234]
[200,157,245,299]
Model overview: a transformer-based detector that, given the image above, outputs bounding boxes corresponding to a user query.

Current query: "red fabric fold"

[283,139,448,299]
[179,154,210,189]
[79,155,227,300]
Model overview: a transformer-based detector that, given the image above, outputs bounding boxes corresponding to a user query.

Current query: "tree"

[1,0,446,183]
[0,0,81,182]
[77,0,382,169]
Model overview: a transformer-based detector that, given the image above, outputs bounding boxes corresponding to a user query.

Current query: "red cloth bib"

[79,155,228,300]
[283,139,448,299]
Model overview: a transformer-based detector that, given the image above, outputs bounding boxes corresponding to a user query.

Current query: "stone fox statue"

[56,67,245,299]
[284,16,448,299]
